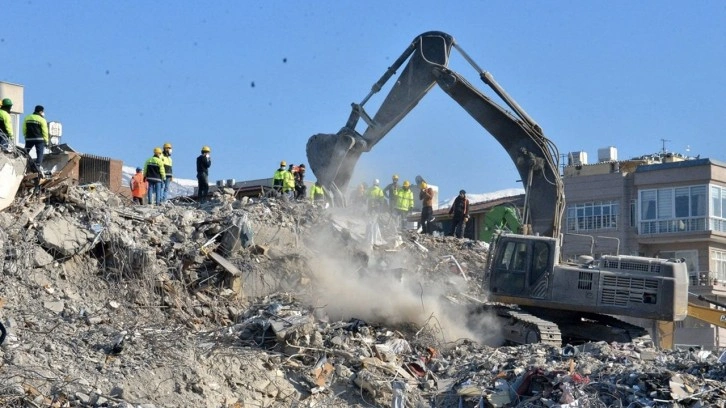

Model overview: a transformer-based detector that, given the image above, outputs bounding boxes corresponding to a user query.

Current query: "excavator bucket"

[306,129,362,200]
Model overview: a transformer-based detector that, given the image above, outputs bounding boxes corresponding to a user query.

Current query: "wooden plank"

[208,252,241,276]
[208,251,244,297]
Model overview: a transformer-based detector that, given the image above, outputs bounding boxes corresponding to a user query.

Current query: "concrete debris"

[0,184,725,407]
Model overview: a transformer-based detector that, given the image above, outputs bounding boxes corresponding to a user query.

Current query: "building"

[562,146,726,350]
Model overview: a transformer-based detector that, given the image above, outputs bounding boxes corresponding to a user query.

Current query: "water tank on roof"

[598,146,618,162]
[568,151,588,166]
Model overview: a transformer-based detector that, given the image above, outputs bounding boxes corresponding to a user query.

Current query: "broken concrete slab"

[39,216,95,257]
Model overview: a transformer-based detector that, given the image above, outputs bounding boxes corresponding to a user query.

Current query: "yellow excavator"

[306,31,689,345]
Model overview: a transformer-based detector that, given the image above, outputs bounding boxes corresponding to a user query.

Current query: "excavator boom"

[306,31,563,237]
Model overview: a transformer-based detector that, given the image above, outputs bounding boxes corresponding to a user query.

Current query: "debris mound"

[1,185,725,407]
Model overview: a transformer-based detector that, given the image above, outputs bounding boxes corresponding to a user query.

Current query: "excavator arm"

[306,31,564,237]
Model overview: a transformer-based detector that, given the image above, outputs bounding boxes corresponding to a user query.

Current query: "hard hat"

[280,160,286,167]
[153,147,162,155]
[201,146,211,152]
[1,98,12,107]
[420,181,427,189]
[392,174,399,180]
[135,167,142,172]
[403,180,411,187]
[163,143,172,149]
[374,179,380,185]
[460,189,466,195]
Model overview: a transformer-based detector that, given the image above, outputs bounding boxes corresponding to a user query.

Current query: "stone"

[39,216,94,257]
[43,301,65,314]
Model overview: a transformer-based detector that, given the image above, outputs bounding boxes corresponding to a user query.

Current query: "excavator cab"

[488,235,556,298]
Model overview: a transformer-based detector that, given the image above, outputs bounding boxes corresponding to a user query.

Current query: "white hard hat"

[374,179,380,185]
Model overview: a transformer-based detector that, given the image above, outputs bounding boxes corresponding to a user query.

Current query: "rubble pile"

[0,184,725,407]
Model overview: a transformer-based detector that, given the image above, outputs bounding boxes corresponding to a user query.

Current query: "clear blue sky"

[3,1,724,201]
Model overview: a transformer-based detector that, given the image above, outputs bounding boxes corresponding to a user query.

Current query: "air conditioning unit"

[598,146,618,162]
[568,151,588,166]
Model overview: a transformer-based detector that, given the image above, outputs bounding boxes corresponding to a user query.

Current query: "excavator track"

[495,306,562,347]
[523,308,649,345]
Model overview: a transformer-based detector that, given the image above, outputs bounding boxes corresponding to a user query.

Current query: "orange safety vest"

[130,172,148,198]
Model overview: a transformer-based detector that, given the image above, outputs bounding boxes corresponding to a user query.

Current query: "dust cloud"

[304,210,503,345]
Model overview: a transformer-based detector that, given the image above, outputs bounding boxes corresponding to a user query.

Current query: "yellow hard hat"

[153,147,162,155]
[163,143,172,149]
[403,180,411,187]
[201,146,211,152]
[420,181,427,189]
[392,174,399,180]
[280,160,287,167]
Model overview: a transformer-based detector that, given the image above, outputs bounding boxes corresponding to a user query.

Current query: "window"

[639,185,709,234]
[710,186,726,232]
[712,250,726,283]
[660,250,699,284]
[566,201,619,232]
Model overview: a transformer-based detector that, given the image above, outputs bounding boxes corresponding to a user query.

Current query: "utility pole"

[660,138,671,154]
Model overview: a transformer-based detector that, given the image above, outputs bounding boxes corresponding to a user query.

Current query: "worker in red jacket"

[130,167,148,205]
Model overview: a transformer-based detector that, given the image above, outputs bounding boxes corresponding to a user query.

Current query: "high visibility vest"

[395,188,414,211]
[143,155,166,182]
[282,171,295,191]
[310,184,325,202]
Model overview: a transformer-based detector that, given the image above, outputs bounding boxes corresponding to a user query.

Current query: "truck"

[306,31,689,345]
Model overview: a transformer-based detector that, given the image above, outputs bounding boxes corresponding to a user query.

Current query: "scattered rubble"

[1,183,725,407]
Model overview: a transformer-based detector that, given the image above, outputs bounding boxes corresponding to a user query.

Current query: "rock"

[31,247,54,267]
[43,301,65,314]
[39,216,94,257]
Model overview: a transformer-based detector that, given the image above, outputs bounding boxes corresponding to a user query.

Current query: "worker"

[272,161,287,196]
[285,164,296,200]
[394,180,414,229]
[383,174,400,213]
[22,105,49,173]
[295,163,307,200]
[448,190,470,238]
[0,98,14,148]
[351,182,368,207]
[310,180,326,205]
[197,146,212,203]
[144,147,166,206]
[161,142,173,202]
[418,181,434,234]
[367,179,385,214]
[130,167,147,205]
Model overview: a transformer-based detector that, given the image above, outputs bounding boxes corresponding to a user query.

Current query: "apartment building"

[562,147,726,349]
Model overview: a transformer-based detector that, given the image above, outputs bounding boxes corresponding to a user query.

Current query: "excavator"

[306,31,689,345]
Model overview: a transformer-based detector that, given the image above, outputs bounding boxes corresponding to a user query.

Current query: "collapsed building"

[0,179,725,407]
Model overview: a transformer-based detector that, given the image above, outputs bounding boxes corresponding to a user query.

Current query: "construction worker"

[310,180,326,205]
[351,182,368,207]
[367,179,385,214]
[130,167,147,205]
[0,98,14,148]
[395,180,414,229]
[295,164,307,200]
[144,147,166,205]
[22,105,49,173]
[383,174,400,213]
[448,190,470,238]
[161,143,173,202]
[418,181,434,234]
[283,164,296,200]
[272,161,287,196]
[197,146,212,203]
